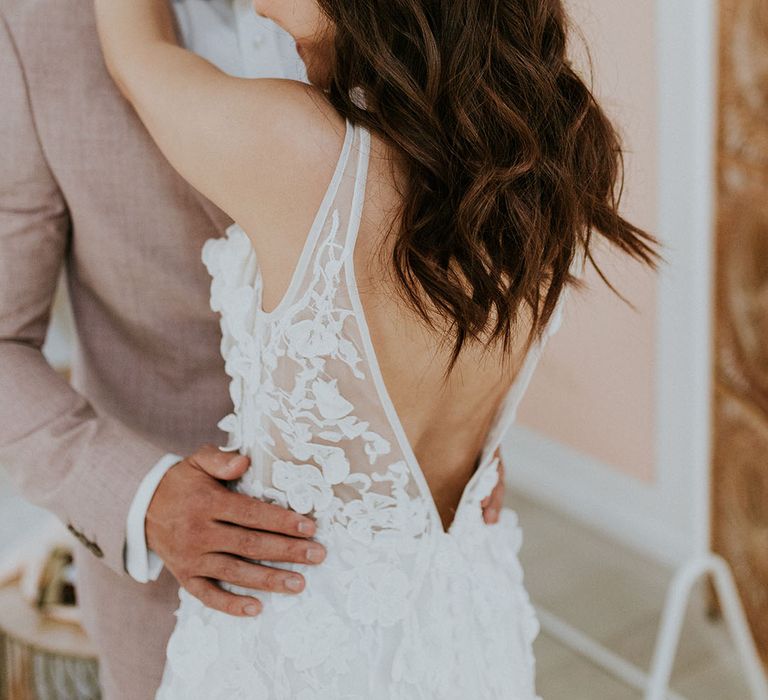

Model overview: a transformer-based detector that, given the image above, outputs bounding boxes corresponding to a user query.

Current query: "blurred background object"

[0,518,100,700]
[712,0,768,671]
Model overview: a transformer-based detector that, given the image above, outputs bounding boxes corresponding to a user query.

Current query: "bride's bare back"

[252,107,533,530]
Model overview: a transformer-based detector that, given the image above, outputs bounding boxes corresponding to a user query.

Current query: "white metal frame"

[505,0,768,696]
[536,553,768,699]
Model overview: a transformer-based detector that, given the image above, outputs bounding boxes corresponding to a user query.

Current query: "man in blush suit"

[0,1,506,698]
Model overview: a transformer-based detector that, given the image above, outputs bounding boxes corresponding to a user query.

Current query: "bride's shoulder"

[232,78,346,179]
[210,78,348,231]
[220,78,349,241]
[238,78,346,158]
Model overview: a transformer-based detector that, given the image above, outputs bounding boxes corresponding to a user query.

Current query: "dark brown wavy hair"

[316,0,664,378]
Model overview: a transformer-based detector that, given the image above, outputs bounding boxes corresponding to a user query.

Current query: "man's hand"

[481,448,506,525]
[146,445,327,618]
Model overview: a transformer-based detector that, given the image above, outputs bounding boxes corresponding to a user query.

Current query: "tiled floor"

[506,490,753,698]
[0,468,758,698]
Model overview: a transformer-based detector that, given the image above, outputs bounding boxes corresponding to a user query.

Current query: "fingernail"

[285,576,303,592]
[306,546,325,563]
[244,603,260,616]
[227,455,247,470]
[297,520,315,535]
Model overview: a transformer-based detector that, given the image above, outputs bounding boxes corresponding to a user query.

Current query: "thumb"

[189,444,250,480]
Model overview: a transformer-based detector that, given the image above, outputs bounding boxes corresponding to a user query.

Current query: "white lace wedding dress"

[155,118,573,699]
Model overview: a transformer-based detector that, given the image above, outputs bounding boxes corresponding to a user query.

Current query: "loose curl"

[317,0,664,378]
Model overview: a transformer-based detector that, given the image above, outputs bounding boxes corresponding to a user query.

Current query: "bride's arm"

[92,0,320,225]
[93,0,181,94]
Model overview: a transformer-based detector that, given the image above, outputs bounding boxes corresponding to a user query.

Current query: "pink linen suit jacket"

[0,0,235,696]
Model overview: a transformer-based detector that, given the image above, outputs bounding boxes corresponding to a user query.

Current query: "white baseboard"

[502,424,692,568]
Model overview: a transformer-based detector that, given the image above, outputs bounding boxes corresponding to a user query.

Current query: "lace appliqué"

[202,218,431,545]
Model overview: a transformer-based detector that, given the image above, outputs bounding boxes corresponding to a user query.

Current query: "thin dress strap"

[477,248,586,469]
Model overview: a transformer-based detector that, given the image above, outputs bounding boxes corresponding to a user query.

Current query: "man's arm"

[0,10,169,577]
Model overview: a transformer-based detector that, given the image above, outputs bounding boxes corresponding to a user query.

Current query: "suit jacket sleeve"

[0,11,168,578]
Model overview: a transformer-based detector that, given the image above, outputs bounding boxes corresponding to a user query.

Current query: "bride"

[94,0,661,697]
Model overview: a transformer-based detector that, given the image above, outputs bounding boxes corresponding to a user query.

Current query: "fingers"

[183,576,263,617]
[188,444,251,481]
[482,452,506,525]
[214,489,319,539]
[198,552,306,595]
[209,521,326,566]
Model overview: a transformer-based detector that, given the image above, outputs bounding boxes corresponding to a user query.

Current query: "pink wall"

[518,0,660,482]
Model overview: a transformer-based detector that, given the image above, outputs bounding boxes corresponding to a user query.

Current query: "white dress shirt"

[124,0,306,584]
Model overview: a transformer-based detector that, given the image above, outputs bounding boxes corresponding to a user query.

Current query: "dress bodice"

[201,117,572,544]
[157,117,579,700]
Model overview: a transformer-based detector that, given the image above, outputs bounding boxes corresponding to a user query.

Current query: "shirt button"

[253,34,264,47]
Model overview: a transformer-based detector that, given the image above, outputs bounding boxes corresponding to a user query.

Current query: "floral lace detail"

[155,121,562,700]
[201,216,432,545]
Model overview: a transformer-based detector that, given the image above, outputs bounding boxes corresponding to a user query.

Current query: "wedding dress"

[155,118,573,700]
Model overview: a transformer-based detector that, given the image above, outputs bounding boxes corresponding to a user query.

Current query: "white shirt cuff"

[125,453,183,583]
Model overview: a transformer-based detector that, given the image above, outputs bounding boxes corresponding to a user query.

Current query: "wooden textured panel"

[712,0,768,663]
